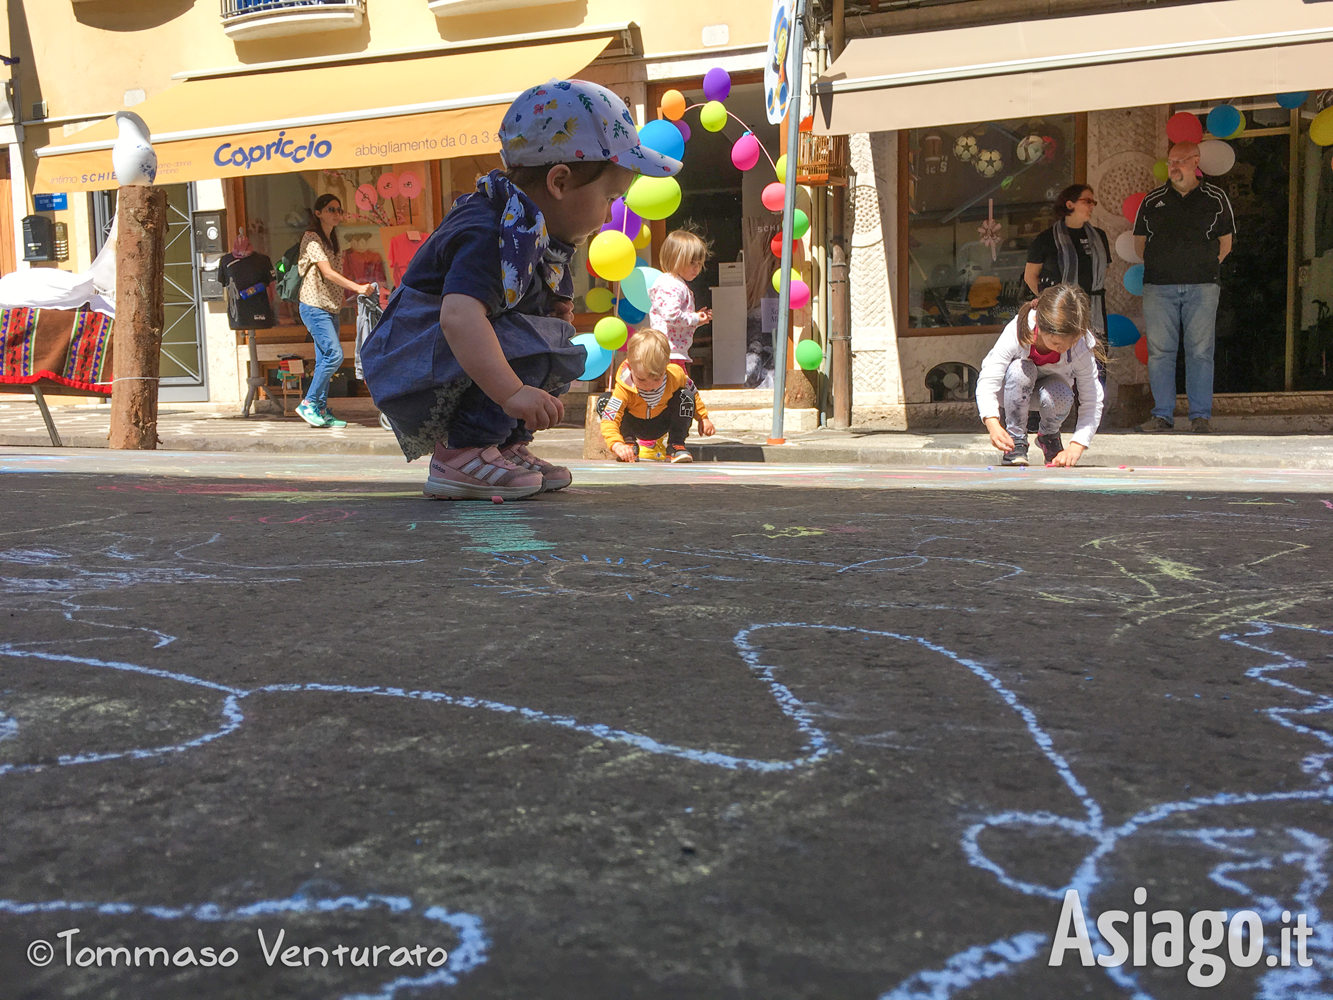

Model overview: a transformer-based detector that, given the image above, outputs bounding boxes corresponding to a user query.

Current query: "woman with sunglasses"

[1024,184,1111,347]
[294,193,373,428]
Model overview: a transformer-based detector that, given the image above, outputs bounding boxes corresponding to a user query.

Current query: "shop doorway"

[90,184,208,401]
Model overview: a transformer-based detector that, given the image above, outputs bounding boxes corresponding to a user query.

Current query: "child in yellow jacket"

[598,329,715,463]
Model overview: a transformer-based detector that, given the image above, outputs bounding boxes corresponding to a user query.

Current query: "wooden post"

[109,185,167,450]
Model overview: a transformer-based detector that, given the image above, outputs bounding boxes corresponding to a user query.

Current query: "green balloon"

[700,100,728,132]
[795,340,824,371]
[625,176,682,221]
[791,209,810,240]
[594,316,628,351]
[1153,159,1170,183]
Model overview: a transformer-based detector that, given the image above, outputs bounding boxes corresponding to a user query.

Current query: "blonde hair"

[659,229,709,277]
[626,329,670,379]
[1017,283,1105,363]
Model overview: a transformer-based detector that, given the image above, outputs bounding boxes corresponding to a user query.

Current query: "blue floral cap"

[499,79,681,177]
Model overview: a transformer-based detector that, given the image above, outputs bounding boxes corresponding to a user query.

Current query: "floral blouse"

[649,273,707,360]
[298,232,345,314]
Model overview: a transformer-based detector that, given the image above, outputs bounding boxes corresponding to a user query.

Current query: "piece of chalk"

[491,495,504,504]
[1119,465,1128,470]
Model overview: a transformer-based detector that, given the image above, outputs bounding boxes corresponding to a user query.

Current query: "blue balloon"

[1278,92,1310,110]
[1207,104,1242,138]
[1107,313,1140,347]
[1123,264,1145,297]
[638,119,686,163]
[621,266,662,313]
[571,333,612,381]
[615,298,647,324]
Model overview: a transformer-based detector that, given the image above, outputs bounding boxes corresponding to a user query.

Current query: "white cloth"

[976,316,1105,449]
[0,212,118,317]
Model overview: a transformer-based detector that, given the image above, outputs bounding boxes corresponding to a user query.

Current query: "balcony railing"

[220,0,366,42]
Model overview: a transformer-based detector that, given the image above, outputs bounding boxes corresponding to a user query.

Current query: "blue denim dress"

[359,172,587,460]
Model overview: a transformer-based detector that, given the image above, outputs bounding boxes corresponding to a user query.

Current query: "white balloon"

[1199,139,1236,177]
[1114,231,1142,264]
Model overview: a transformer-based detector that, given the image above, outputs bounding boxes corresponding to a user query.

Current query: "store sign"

[33,104,506,194]
[33,193,67,211]
[765,0,796,125]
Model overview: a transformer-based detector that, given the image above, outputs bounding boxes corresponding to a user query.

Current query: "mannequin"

[217,229,276,417]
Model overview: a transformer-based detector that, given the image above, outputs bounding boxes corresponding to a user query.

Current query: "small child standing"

[976,283,1105,467]
[358,80,682,500]
[598,329,715,463]
[649,230,712,364]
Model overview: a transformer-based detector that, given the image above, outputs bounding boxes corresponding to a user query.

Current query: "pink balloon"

[1166,112,1203,145]
[762,182,785,212]
[789,278,811,310]
[731,133,761,171]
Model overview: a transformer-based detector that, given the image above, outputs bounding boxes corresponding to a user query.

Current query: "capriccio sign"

[213,131,333,170]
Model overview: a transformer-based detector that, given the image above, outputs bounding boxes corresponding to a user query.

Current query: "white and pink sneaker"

[424,445,544,501]
[500,442,572,493]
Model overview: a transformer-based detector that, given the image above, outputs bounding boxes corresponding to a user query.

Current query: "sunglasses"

[1075,197,1098,206]
[321,205,345,215]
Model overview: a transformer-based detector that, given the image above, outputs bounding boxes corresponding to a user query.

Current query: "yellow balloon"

[1312,107,1333,146]
[700,101,728,132]
[775,154,788,185]
[588,230,636,282]
[625,176,681,221]
[585,286,614,313]
[771,267,800,293]
[594,316,629,351]
[632,223,651,249]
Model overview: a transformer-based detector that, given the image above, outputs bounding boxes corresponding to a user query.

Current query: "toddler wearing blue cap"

[359,79,681,500]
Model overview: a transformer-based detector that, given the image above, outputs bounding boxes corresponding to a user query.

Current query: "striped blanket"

[0,306,114,395]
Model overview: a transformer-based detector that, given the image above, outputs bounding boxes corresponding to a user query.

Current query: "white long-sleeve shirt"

[649,273,707,360]
[976,317,1105,449]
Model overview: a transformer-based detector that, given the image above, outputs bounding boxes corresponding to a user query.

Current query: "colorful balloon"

[795,340,824,370]
[1166,112,1203,145]
[762,182,785,212]
[703,67,732,103]
[1134,335,1149,366]
[771,231,797,258]
[1122,192,1146,225]
[1107,314,1139,348]
[609,198,642,236]
[1123,263,1145,297]
[1206,105,1242,140]
[791,209,810,240]
[620,266,663,313]
[1114,231,1142,264]
[588,230,637,282]
[571,333,613,381]
[1198,139,1236,176]
[789,278,811,311]
[772,267,800,294]
[1311,107,1333,147]
[731,132,761,171]
[585,286,614,313]
[775,154,788,185]
[632,224,651,250]
[638,119,686,163]
[1277,92,1309,110]
[615,297,646,324]
[1153,159,1170,183]
[660,90,687,122]
[595,316,629,351]
[700,101,728,133]
[673,119,691,143]
[625,176,682,221]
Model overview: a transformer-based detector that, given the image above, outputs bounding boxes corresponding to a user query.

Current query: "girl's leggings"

[1003,358,1073,440]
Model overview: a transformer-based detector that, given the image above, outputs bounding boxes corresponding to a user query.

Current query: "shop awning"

[813,0,1333,135]
[33,34,615,193]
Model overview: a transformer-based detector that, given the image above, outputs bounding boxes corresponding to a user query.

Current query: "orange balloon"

[661,90,687,122]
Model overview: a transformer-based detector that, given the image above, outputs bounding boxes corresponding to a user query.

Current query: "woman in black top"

[1024,183,1110,341]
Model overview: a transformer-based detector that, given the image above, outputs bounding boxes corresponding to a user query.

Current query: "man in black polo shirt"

[1133,141,1235,433]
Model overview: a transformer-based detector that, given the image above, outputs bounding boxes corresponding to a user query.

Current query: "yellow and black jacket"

[599,362,709,448]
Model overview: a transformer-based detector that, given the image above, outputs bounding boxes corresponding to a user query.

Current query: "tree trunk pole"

[109,185,167,450]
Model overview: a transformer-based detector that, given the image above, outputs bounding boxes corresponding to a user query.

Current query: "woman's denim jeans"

[298,302,343,409]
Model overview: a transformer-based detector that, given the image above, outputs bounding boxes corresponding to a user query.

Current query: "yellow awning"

[34,35,613,193]
[814,0,1333,135]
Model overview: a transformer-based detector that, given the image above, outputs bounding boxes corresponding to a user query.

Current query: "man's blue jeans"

[298,302,344,410]
[1141,282,1221,420]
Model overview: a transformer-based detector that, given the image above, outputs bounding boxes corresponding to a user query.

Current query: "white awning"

[814,0,1333,135]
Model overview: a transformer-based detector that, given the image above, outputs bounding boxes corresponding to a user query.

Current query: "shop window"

[906,115,1077,332]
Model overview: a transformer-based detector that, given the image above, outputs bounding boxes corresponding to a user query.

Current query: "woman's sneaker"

[425,445,543,500]
[666,444,693,463]
[500,442,572,492]
[295,401,328,427]
[319,405,348,428]
[1036,433,1062,464]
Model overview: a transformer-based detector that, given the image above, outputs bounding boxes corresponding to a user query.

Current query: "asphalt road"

[4,453,1333,999]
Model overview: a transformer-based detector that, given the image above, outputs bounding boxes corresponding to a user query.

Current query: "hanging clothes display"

[218,247,277,330]
[388,230,426,285]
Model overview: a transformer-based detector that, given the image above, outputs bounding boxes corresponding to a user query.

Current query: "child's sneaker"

[424,445,543,500]
[500,442,572,492]
[295,401,328,427]
[638,437,667,461]
[1036,433,1062,464]
[1001,444,1030,466]
[319,405,348,428]
[666,444,693,463]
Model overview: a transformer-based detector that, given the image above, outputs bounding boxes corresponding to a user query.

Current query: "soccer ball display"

[1016,134,1046,164]
[953,134,979,162]
[975,149,1004,177]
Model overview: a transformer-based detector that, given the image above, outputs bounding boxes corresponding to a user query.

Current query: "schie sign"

[214,131,333,170]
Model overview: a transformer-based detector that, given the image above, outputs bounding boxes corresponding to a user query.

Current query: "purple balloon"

[609,198,642,236]
[703,67,732,103]
[673,119,691,143]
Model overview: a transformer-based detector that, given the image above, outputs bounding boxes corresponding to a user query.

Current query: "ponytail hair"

[1016,282,1087,344]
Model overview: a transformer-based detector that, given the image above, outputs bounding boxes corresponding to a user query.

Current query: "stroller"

[354,283,393,431]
